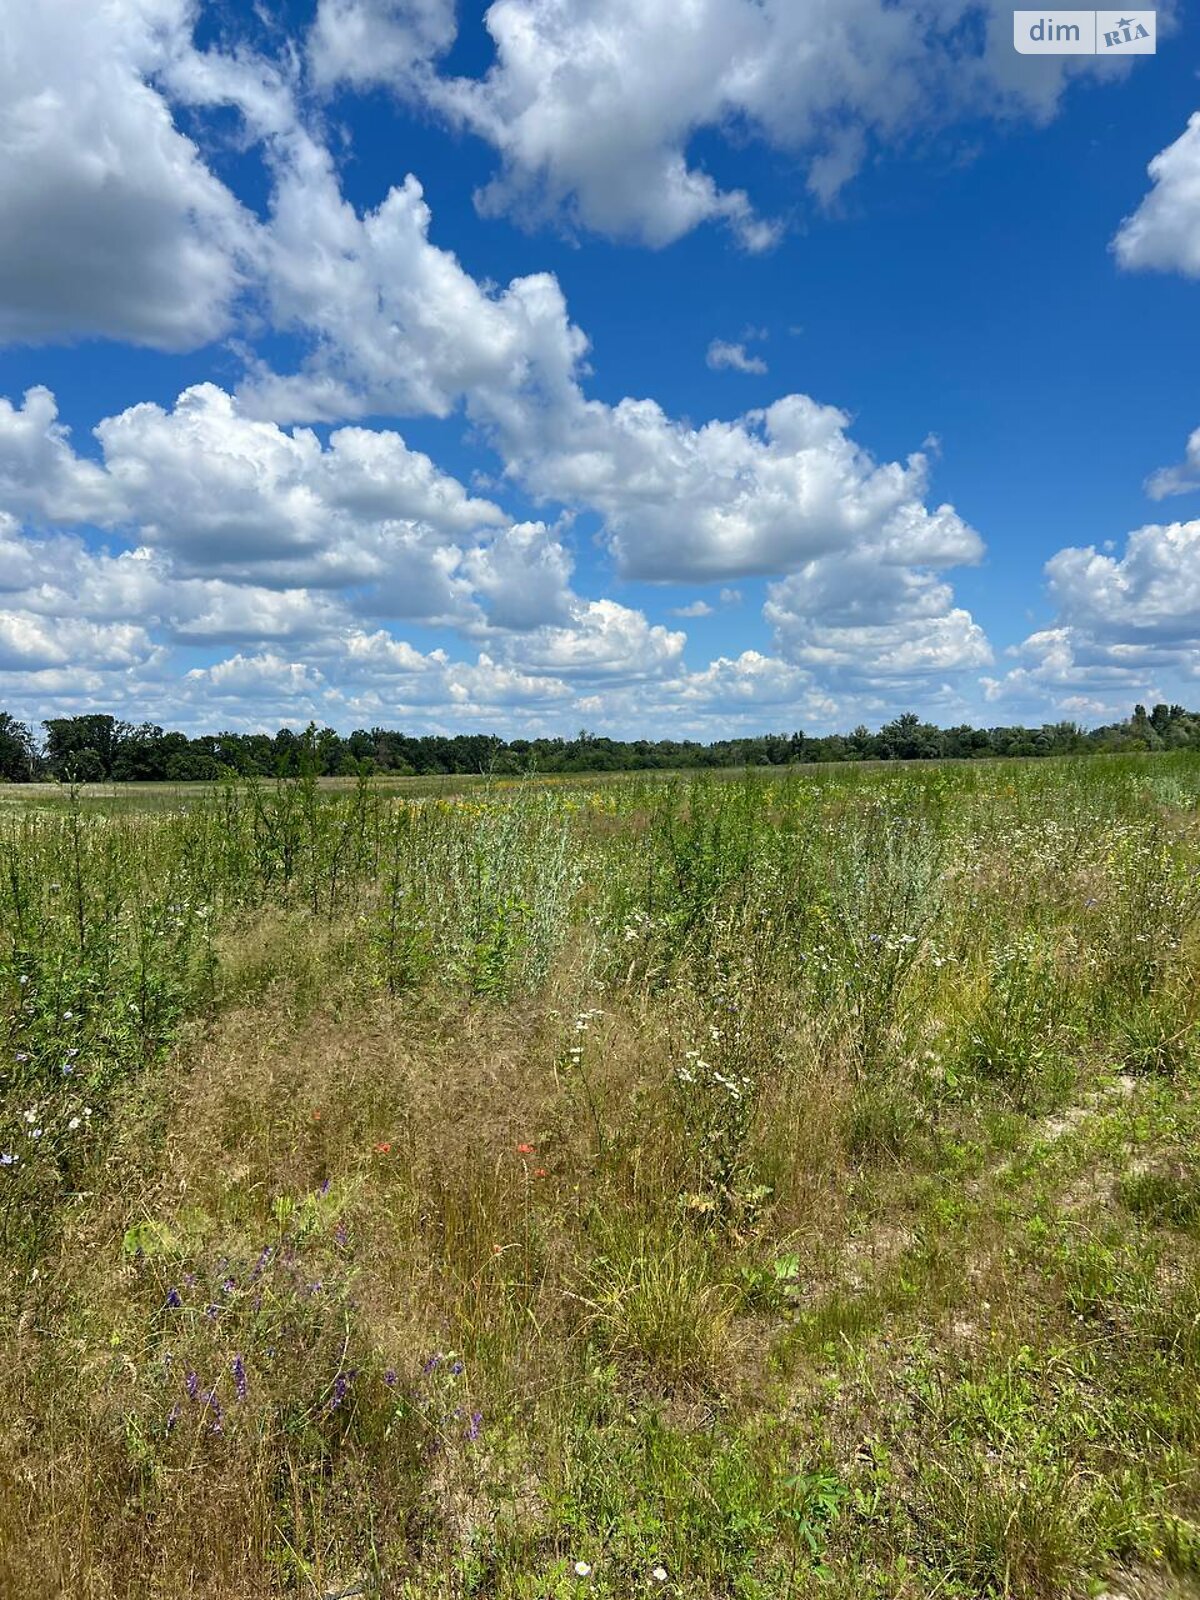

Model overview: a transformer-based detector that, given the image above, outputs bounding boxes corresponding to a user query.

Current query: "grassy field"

[3,756,1200,1598]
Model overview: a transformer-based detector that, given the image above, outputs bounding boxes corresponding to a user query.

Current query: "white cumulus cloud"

[1114,112,1200,277]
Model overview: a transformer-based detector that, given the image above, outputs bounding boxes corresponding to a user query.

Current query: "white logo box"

[1013,11,1155,54]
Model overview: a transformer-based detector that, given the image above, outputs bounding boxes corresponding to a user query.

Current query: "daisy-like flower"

[651,1565,668,1582]
[573,1562,592,1578]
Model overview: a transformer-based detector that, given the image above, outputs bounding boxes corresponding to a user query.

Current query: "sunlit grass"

[3,754,1200,1595]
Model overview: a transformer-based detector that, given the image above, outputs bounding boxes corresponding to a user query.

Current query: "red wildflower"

[374,1141,392,1154]
[516,1143,535,1155]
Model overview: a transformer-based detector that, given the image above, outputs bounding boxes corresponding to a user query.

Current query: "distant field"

[4,755,1200,1597]
[0,768,688,814]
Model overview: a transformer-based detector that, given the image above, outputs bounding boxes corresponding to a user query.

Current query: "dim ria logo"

[1014,11,1156,53]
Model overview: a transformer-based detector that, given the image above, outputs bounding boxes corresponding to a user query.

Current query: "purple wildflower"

[384,1369,397,1387]
[185,1371,200,1401]
[334,1221,348,1248]
[232,1354,247,1403]
[221,1276,236,1294]
[166,1403,181,1433]
[422,1353,442,1375]
[249,1245,272,1281]
[465,1411,483,1443]
[319,1178,331,1195]
[204,1302,220,1321]
[450,1359,464,1376]
[329,1368,358,1411]
[165,1286,182,1309]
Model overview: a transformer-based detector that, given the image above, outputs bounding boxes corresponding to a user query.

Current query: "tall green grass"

[3,753,1200,1596]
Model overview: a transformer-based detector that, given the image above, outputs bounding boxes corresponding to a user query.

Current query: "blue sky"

[2,0,1200,737]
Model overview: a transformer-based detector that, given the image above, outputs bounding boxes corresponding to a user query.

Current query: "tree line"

[0,704,1198,783]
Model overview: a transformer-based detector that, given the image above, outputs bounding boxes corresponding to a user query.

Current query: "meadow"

[3,755,1200,1598]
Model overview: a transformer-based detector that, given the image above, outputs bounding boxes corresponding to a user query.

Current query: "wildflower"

[329,1369,357,1411]
[232,1354,247,1403]
[422,1353,442,1375]
[221,1276,236,1294]
[22,1108,36,1123]
[319,1177,331,1194]
[14,1052,28,1063]
[450,1359,464,1376]
[204,1303,220,1321]
[61,1064,73,1076]
[516,1142,535,1155]
[62,1011,73,1021]
[651,1566,668,1583]
[67,1117,80,1131]
[165,1286,182,1309]
[249,1245,272,1280]
[465,1410,483,1442]
[166,1403,180,1433]
[0,1153,17,1167]
[185,1371,200,1401]
[334,1222,348,1248]
[534,1167,548,1178]
[373,1141,392,1154]
[574,1561,592,1578]
[384,1369,397,1387]
[311,1109,322,1121]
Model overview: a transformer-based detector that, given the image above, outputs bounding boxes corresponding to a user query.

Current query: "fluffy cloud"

[309,0,456,90]
[489,599,685,681]
[1114,112,1200,277]
[1146,424,1200,499]
[0,612,154,673]
[238,124,583,422]
[0,382,510,611]
[707,340,768,376]
[986,519,1200,713]
[766,557,991,687]
[0,389,114,524]
[491,373,982,585]
[232,139,983,631]
[420,0,1130,249]
[0,386,696,730]
[0,0,254,350]
[0,2,999,733]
